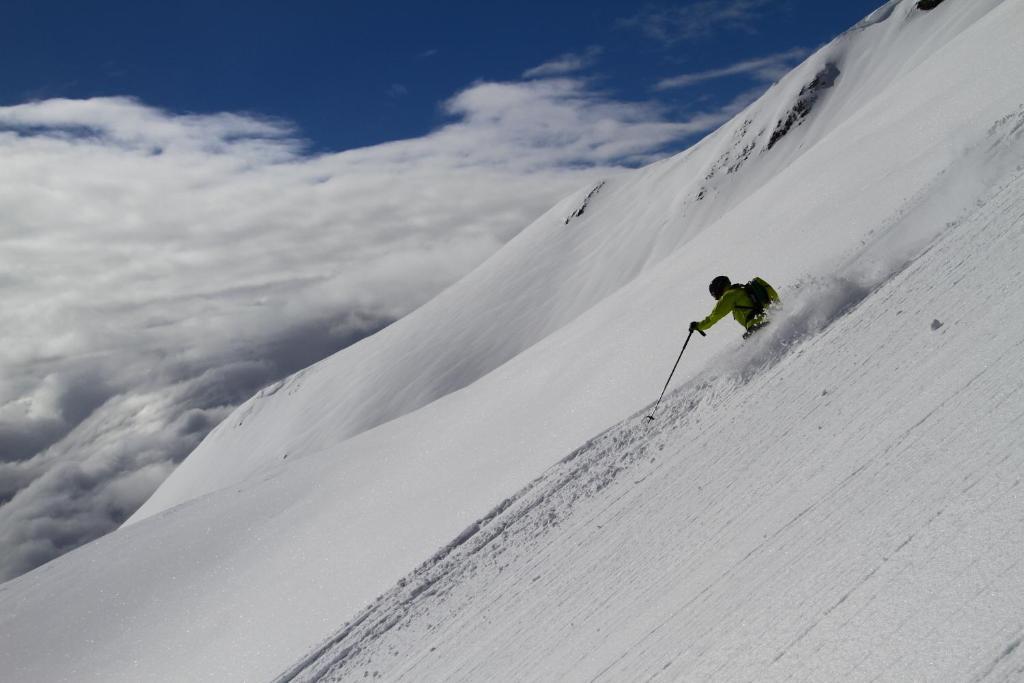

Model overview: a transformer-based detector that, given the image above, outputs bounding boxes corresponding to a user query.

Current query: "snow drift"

[2,0,1023,681]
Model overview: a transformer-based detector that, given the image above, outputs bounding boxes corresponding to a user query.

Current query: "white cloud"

[523,47,603,79]
[0,75,739,581]
[0,96,294,154]
[655,48,810,90]
[622,0,781,44]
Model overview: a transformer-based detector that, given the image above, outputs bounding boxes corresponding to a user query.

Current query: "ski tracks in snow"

[277,399,705,682]
[282,168,1024,682]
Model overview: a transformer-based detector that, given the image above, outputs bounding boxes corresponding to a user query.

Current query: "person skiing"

[689,275,780,339]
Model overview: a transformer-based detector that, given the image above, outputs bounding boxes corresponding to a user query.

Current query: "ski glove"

[688,321,700,333]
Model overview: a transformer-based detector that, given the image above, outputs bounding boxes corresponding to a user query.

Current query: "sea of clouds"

[0,71,746,582]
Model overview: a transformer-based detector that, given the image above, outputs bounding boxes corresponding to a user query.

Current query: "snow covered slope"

[284,159,1024,681]
[129,0,1012,521]
[2,0,1023,681]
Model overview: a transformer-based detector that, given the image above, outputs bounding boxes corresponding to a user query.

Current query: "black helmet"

[709,275,731,299]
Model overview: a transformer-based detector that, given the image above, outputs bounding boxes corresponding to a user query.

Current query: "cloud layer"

[655,48,809,90]
[0,76,735,582]
[523,47,604,79]
[623,0,780,44]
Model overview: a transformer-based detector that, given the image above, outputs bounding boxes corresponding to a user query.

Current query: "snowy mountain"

[3,0,1024,680]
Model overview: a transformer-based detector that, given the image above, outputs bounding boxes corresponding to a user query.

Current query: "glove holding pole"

[645,323,705,422]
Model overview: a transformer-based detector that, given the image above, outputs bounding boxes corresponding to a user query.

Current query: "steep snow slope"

[2,1,1023,681]
[130,0,1010,521]
[283,163,1024,681]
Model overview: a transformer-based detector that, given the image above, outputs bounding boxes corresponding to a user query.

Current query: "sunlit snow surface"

[2,0,1024,681]
[285,164,1024,682]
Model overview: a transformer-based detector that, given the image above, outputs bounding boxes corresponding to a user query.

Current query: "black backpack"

[740,279,773,316]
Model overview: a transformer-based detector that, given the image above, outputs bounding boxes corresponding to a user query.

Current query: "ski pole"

[645,327,704,422]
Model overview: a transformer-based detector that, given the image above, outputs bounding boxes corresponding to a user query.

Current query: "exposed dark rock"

[727,140,757,174]
[767,63,841,151]
[564,181,606,225]
[703,119,755,189]
[917,0,946,10]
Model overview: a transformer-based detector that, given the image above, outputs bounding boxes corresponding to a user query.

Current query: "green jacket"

[696,277,780,332]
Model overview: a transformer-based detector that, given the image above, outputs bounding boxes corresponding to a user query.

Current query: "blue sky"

[3,0,882,154]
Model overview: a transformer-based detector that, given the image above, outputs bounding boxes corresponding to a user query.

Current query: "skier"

[689,275,780,339]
